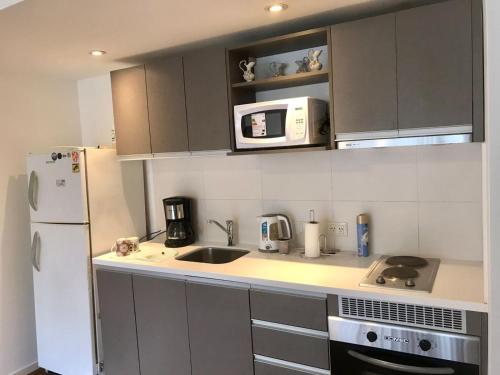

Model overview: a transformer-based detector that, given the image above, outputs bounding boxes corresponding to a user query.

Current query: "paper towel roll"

[304,222,320,258]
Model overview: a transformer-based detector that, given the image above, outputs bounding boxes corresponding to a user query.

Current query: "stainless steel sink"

[176,247,249,264]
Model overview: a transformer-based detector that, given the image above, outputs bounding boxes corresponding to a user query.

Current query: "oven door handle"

[347,350,455,374]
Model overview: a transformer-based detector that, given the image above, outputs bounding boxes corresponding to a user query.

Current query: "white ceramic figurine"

[308,49,323,71]
[239,59,256,82]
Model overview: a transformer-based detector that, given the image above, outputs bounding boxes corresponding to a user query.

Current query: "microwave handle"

[347,350,455,375]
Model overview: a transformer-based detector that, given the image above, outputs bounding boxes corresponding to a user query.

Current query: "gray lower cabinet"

[396,0,472,130]
[184,46,231,151]
[145,56,190,153]
[132,275,191,375]
[111,66,152,156]
[96,270,140,375]
[186,279,254,375]
[331,13,397,135]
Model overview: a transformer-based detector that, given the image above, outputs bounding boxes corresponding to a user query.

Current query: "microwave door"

[235,107,288,149]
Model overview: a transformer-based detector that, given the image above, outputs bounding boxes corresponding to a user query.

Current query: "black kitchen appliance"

[329,298,483,375]
[163,197,195,248]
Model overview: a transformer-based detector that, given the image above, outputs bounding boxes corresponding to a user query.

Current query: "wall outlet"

[328,222,348,237]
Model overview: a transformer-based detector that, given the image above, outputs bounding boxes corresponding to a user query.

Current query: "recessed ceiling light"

[265,3,288,12]
[89,50,106,57]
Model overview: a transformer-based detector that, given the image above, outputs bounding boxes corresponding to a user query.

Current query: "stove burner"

[386,256,428,268]
[381,266,419,280]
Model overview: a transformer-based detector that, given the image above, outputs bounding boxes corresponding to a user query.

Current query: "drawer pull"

[254,355,331,375]
[252,319,329,339]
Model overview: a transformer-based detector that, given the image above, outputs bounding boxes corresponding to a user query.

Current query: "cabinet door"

[183,46,231,151]
[111,66,152,155]
[96,270,140,375]
[186,280,253,375]
[145,56,189,153]
[331,14,397,135]
[396,0,472,130]
[133,275,191,375]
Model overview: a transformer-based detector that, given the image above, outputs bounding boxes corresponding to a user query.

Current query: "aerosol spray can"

[357,214,369,257]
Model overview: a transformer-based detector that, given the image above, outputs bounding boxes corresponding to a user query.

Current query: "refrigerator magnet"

[72,163,80,173]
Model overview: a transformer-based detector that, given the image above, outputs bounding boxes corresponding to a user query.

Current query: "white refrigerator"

[27,148,146,375]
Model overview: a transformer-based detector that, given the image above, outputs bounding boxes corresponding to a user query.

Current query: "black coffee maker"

[163,197,195,248]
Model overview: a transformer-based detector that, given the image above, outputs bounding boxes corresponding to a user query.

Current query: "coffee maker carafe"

[163,197,195,248]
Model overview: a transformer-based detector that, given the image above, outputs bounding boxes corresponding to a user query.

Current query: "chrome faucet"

[207,219,234,246]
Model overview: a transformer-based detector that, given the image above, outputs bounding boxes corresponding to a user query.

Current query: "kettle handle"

[277,215,292,240]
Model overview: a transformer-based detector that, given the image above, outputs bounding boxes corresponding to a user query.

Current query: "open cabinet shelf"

[231,70,329,91]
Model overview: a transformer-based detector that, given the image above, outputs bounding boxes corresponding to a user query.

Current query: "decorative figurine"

[308,49,323,71]
[295,57,310,73]
[239,58,256,82]
[269,61,287,77]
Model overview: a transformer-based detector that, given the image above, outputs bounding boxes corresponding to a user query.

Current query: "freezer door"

[31,223,96,375]
[27,151,89,223]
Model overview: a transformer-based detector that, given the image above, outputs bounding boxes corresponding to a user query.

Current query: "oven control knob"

[419,339,432,351]
[405,279,416,287]
[366,331,378,343]
[376,276,386,284]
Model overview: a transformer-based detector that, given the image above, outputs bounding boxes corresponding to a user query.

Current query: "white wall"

[77,74,115,147]
[150,144,483,261]
[483,0,500,373]
[0,73,82,375]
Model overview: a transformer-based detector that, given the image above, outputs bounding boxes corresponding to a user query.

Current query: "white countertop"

[93,240,487,313]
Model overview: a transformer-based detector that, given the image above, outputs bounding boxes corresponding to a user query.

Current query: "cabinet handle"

[254,354,330,375]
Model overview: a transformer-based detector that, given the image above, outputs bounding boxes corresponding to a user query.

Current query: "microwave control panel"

[293,106,307,140]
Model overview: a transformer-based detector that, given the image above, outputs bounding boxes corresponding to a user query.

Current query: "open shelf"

[231,70,329,91]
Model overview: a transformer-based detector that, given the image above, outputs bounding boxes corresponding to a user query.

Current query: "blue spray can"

[357,214,369,257]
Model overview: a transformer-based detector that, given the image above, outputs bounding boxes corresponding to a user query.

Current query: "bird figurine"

[295,57,310,73]
[308,49,323,71]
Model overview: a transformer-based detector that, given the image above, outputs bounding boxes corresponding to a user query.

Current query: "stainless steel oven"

[329,316,481,375]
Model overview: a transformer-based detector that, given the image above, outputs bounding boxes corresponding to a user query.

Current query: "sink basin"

[176,247,249,264]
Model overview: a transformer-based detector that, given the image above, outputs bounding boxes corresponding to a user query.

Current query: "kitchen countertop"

[93,239,487,313]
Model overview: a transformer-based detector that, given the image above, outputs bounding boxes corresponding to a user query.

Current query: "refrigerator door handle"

[31,231,41,272]
[28,170,38,211]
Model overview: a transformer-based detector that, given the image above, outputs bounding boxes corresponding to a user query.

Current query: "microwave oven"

[234,97,329,150]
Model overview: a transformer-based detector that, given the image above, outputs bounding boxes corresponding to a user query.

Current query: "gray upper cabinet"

[145,56,190,153]
[133,275,191,375]
[96,270,140,375]
[186,280,253,375]
[396,0,473,130]
[183,46,231,151]
[331,14,397,135]
[111,66,152,156]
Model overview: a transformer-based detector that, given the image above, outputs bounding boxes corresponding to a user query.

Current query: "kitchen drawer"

[254,356,331,375]
[250,289,327,331]
[252,323,330,370]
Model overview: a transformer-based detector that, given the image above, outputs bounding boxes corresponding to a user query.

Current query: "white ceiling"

[0,0,403,80]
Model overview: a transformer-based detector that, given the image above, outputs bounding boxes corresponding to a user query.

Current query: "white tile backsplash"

[331,201,419,255]
[418,202,483,261]
[417,143,482,202]
[261,151,332,201]
[331,147,418,202]
[150,143,483,261]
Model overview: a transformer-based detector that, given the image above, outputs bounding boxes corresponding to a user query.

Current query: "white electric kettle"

[257,214,292,252]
